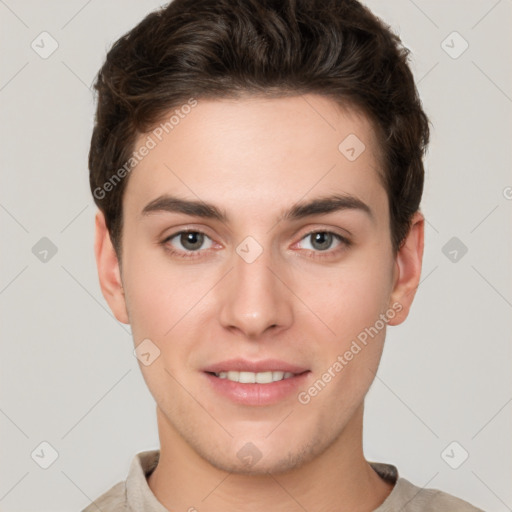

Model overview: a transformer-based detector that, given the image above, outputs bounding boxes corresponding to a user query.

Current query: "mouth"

[207,370,303,383]
[202,359,311,405]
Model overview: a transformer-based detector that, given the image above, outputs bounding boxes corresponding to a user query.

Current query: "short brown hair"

[89,0,429,257]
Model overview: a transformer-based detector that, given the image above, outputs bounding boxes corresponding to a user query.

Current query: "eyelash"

[161,229,351,260]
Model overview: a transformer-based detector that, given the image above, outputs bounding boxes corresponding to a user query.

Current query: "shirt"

[82,450,485,512]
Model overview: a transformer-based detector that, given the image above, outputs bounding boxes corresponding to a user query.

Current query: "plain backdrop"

[0,1,511,511]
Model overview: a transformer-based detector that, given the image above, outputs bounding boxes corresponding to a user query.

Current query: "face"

[95,94,423,475]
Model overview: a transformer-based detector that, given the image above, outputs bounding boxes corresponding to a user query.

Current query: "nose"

[218,242,293,339]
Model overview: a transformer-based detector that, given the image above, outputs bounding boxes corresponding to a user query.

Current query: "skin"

[95,94,424,512]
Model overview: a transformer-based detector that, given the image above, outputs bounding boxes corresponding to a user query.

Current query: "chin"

[199,435,325,476]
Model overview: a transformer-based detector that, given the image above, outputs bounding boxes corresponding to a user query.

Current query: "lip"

[202,358,309,374]
[202,358,311,406]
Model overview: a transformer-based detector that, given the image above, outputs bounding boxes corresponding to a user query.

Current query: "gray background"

[0,1,511,511]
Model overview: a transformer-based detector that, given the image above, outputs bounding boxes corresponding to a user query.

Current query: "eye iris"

[311,232,332,251]
[181,232,204,251]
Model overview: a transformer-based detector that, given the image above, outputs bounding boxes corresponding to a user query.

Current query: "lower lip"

[203,371,311,406]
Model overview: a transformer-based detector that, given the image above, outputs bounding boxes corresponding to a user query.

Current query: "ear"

[387,211,424,326]
[94,210,130,324]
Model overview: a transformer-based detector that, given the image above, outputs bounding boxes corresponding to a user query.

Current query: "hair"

[89,0,430,259]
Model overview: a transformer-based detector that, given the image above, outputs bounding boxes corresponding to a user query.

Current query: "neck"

[147,404,394,512]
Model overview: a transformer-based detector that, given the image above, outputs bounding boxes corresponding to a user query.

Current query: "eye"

[297,230,350,256]
[163,230,214,256]
[161,229,350,260]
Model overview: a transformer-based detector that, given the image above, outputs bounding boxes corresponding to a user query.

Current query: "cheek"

[121,247,178,339]
[295,256,393,342]
[123,275,169,341]
[313,253,394,396]
[122,247,218,349]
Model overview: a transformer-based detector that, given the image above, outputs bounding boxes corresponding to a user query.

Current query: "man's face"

[102,94,415,474]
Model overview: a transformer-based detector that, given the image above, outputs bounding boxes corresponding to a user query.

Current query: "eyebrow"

[141,193,374,223]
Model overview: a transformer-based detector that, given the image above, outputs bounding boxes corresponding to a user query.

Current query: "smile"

[212,370,297,383]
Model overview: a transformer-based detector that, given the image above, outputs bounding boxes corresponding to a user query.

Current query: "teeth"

[214,370,296,383]
[272,371,284,382]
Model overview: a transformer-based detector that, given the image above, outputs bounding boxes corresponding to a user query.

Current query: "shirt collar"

[125,449,400,511]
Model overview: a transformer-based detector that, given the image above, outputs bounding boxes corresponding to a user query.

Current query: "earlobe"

[94,210,130,324]
[387,211,424,326]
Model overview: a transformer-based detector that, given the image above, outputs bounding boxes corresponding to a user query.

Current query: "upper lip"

[203,358,309,374]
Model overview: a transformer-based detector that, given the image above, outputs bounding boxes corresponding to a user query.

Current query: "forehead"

[123,94,387,220]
